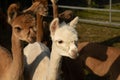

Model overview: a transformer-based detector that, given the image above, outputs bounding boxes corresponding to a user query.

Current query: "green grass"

[75,3,120,23]
[72,3,120,79]
[76,22,120,48]
[105,3,120,9]
[74,3,120,47]
[75,19,120,79]
[76,10,109,21]
[76,10,120,23]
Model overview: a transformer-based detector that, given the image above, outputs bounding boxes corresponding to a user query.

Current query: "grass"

[74,3,120,48]
[75,21,120,80]
[75,3,120,23]
[76,10,109,21]
[76,10,120,23]
[76,22,120,48]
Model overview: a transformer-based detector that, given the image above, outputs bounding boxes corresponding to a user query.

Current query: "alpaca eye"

[58,40,63,44]
[29,26,33,29]
[15,27,22,32]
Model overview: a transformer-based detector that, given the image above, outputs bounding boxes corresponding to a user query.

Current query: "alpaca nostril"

[30,36,36,43]
[32,37,36,42]
[71,50,78,54]
[70,50,78,56]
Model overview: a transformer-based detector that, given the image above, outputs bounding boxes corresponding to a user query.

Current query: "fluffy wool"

[24,42,50,80]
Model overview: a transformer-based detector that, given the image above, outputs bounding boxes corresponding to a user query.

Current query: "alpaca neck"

[10,33,24,80]
[36,14,43,42]
[47,43,62,80]
[52,2,58,18]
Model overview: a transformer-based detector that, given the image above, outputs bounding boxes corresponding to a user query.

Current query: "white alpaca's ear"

[69,16,79,28]
[50,18,59,37]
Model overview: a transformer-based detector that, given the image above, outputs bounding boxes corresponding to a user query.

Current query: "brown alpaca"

[23,1,49,80]
[24,0,49,43]
[59,10,75,23]
[0,3,41,80]
[50,0,58,18]
[35,0,48,42]
[51,0,74,21]
[76,42,120,80]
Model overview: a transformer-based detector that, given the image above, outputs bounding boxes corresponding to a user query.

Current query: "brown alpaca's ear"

[23,1,48,15]
[7,3,20,24]
[50,18,59,38]
[69,16,79,28]
[23,2,40,13]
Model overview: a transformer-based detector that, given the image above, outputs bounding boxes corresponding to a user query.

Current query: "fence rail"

[58,5,120,12]
[57,5,120,27]
[49,1,120,27]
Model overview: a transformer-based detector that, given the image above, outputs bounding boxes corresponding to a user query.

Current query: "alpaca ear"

[23,2,40,14]
[69,16,79,28]
[7,3,20,24]
[23,1,47,15]
[50,18,59,37]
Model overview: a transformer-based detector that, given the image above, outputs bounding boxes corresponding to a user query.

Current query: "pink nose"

[71,50,78,54]
[70,50,78,58]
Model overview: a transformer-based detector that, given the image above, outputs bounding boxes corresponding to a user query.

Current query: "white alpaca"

[47,16,79,80]
[24,16,79,80]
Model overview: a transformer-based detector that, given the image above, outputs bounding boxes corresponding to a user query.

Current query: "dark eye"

[15,27,22,32]
[58,40,63,44]
[29,26,33,29]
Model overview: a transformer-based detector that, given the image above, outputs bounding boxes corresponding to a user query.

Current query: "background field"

[76,22,120,47]
[74,3,120,48]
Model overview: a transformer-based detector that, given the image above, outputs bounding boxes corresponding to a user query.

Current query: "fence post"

[109,0,112,24]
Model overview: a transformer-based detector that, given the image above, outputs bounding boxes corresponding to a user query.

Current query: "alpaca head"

[7,3,38,43]
[23,1,48,16]
[11,13,36,43]
[50,17,79,59]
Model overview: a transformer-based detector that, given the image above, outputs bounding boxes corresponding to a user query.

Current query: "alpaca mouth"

[29,40,35,43]
[69,51,78,59]
[28,37,36,43]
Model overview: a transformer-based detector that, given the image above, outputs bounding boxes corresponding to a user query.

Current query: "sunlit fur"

[0,2,40,80]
